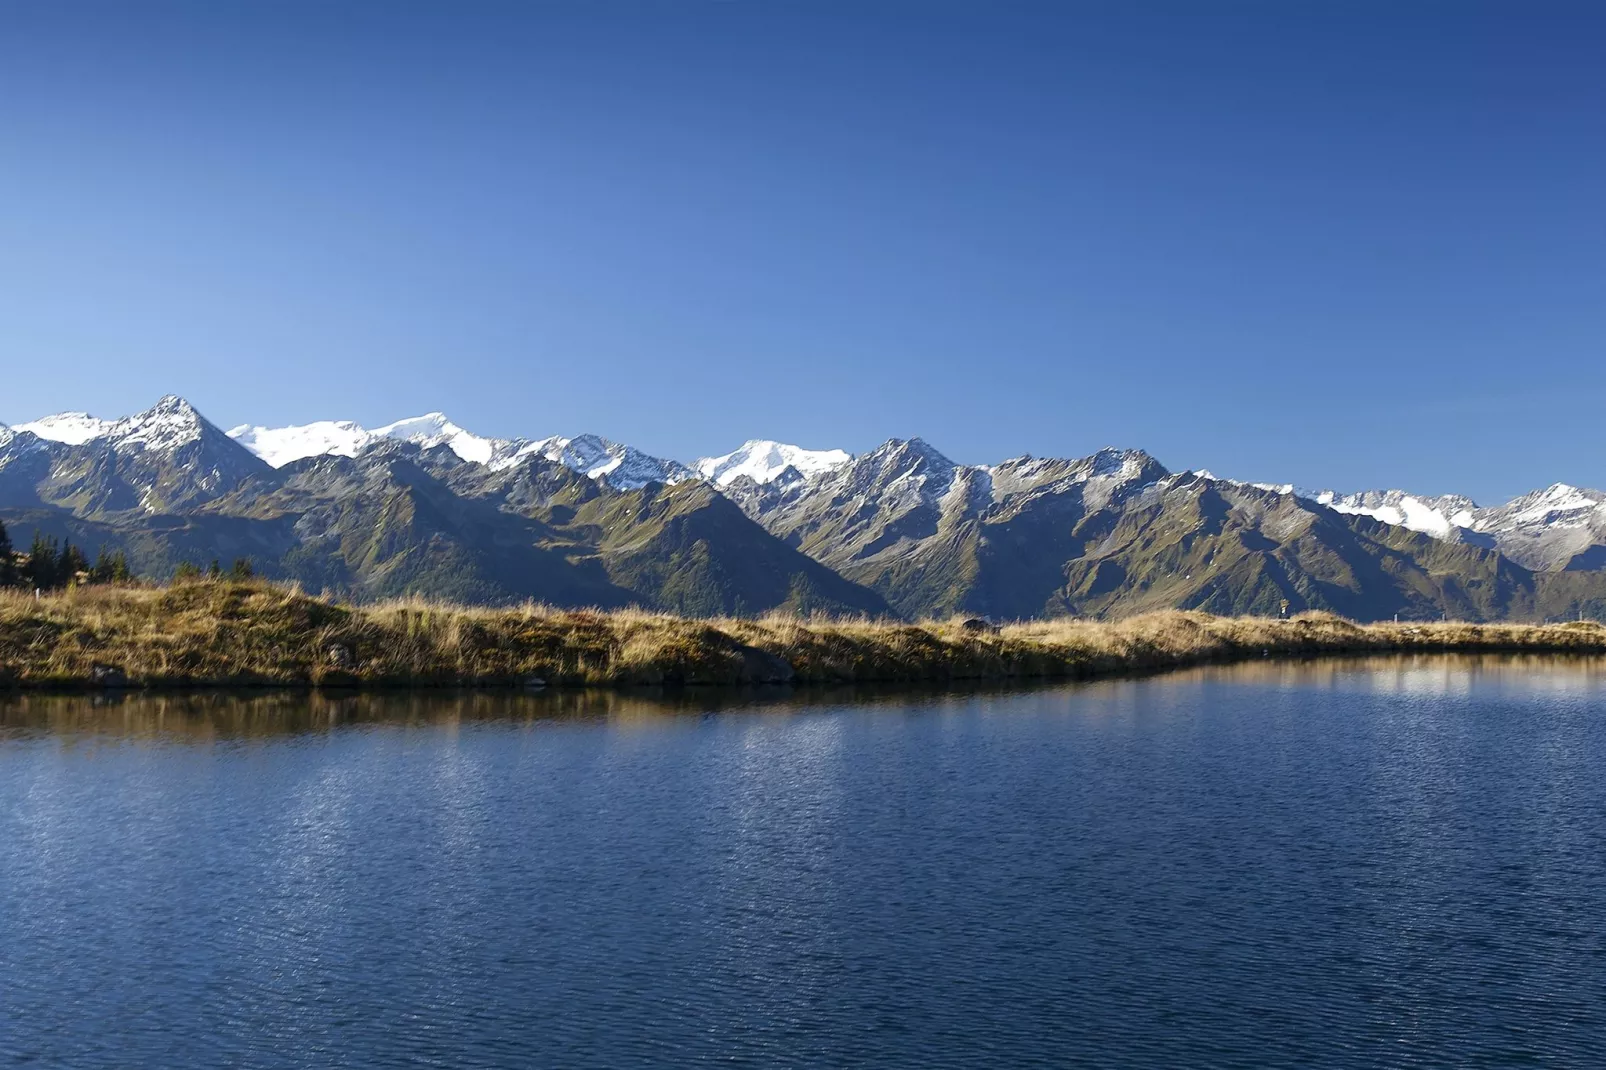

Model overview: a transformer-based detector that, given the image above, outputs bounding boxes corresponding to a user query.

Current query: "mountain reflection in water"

[5,653,1606,740]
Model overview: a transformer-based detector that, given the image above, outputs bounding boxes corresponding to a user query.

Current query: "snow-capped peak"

[1497,483,1606,527]
[1316,488,1480,539]
[228,420,373,467]
[17,397,211,454]
[695,440,852,486]
[513,434,694,489]
[15,411,116,445]
[1191,470,1484,540]
[102,395,208,453]
[228,413,522,469]
[1086,446,1159,481]
[371,412,511,467]
[224,412,693,489]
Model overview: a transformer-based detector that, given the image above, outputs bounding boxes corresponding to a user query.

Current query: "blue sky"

[2,2,1603,502]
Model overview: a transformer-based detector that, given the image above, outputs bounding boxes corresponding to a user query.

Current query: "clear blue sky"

[2,2,1603,502]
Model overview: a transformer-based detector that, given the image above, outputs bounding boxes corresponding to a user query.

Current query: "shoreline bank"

[5,581,1606,692]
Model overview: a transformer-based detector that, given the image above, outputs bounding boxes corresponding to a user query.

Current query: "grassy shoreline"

[4,580,1606,691]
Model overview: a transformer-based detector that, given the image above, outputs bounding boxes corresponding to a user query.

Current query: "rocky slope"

[722,441,1606,622]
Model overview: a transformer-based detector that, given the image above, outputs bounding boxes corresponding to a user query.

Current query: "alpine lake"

[3,656,1605,1067]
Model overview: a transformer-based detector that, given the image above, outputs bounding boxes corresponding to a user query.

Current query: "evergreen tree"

[208,559,223,580]
[91,549,114,584]
[25,533,59,590]
[110,552,131,584]
[0,519,13,587]
[60,541,88,585]
[174,561,202,582]
[230,558,254,580]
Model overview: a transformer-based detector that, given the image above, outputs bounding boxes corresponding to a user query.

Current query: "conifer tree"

[230,558,254,580]
[26,533,59,590]
[60,541,88,586]
[208,559,223,580]
[0,519,13,587]
[110,552,131,584]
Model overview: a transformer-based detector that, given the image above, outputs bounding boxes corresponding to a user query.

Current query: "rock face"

[8,397,1606,622]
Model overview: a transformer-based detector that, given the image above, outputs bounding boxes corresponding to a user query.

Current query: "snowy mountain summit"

[695,440,852,486]
[20,396,215,456]
[224,413,695,489]
[226,419,375,467]
[1302,483,1606,570]
[16,411,117,446]
[526,434,694,489]
[1315,489,1480,540]
[7,396,267,514]
[101,395,214,454]
[228,413,523,469]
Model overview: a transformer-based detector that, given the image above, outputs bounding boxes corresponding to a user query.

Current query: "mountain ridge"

[7,396,1606,621]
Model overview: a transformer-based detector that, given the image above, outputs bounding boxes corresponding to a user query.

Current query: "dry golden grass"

[3,581,1606,690]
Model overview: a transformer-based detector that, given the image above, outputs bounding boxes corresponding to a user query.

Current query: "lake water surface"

[3,658,1606,1067]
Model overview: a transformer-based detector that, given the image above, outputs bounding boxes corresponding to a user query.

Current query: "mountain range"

[4,396,1606,622]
